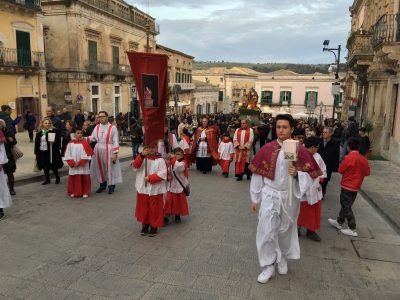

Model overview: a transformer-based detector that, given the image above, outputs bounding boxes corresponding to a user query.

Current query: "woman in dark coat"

[34,118,63,185]
[1,124,16,195]
[24,111,36,142]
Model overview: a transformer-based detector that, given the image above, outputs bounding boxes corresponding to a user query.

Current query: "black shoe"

[96,187,105,193]
[223,173,229,178]
[202,170,207,174]
[148,227,158,237]
[140,224,149,236]
[236,176,243,181]
[55,176,60,184]
[42,180,50,185]
[9,190,16,196]
[175,215,181,223]
[247,175,251,180]
[306,230,321,242]
[0,210,4,221]
[163,216,170,226]
[298,227,301,237]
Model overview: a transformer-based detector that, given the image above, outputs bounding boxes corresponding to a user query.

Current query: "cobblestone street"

[1,159,400,299]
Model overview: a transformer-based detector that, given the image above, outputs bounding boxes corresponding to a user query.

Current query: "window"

[280,91,292,106]
[88,40,97,62]
[214,102,218,113]
[206,103,211,114]
[305,91,318,111]
[91,84,100,114]
[196,104,202,115]
[218,91,224,101]
[16,30,31,66]
[112,46,119,66]
[261,91,273,104]
[220,77,223,83]
[334,93,342,106]
[175,72,181,83]
[233,89,241,98]
[114,84,121,116]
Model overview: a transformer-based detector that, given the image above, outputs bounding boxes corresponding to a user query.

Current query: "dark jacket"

[34,129,63,170]
[130,124,143,144]
[24,115,37,130]
[49,115,62,132]
[61,130,72,156]
[345,121,359,140]
[358,135,371,156]
[0,111,14,137]
[318,138,340,180]
[1,128,16,174]
[74,114,85,128]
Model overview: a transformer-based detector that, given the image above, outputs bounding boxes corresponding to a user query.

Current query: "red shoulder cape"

[189,127,219,163]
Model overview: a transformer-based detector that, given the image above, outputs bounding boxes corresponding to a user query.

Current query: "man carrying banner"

[190,117,219,174]
[89,111,122,194]
[234,119,254,181]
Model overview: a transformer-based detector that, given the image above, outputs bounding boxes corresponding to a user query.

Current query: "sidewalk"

[13,131,132,182]
[360,160,400,233]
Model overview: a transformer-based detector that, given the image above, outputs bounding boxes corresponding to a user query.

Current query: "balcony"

[0,47,45,73]
[81,0,159,34]
[1,0,41,10]
[168,82,195,91]
[347,32,373,67]
[85,60,111,74]
[372,13,400,50]
[111,64,131,76]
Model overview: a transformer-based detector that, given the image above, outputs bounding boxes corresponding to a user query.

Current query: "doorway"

[16,97,40,132]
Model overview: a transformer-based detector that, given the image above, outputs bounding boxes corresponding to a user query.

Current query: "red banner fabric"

[127,52,168,146]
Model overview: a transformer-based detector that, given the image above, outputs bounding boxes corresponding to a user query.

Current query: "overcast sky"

[129,0,352,64]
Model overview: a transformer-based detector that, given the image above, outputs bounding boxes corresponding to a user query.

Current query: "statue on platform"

[241,88,259,109]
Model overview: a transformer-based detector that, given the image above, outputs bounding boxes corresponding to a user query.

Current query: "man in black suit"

[318,127,340,197]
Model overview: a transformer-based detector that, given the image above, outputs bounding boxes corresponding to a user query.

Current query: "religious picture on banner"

[142,74,159,108]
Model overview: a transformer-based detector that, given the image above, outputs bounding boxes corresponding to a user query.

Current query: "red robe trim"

[249,140,322,180]
[235,128,251,175]
[0,130,5,144]
[135,193,164,227]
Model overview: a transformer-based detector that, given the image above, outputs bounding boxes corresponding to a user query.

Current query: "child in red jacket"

[328,137,370,237]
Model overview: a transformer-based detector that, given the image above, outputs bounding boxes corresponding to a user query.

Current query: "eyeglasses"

[98,115,107,118]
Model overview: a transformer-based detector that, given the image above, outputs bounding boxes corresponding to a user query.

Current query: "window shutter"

[88,40,97,62]
[314,92,318,106]
[16,30,31,66]
[288,91,292,106]
[112,46,119,65]
[279,91,284,105]
[305,91,310,106]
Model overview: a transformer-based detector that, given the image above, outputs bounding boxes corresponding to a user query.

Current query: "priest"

[233,119,254,181]
[249,114,322,284]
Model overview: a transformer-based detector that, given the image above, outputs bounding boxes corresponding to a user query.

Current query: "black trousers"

[236,163,252,178]
[28,129,34,140]
[337,188,358,230]
[321,179,329,197]
[196,157,213,173]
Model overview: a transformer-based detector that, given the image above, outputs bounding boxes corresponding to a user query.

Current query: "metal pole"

[332,45,341,119]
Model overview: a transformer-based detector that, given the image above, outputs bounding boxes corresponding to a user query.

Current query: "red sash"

[235,128,251,175]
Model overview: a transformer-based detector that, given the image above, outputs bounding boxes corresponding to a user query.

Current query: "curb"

[15,155,132,187]
[359,189,400,235]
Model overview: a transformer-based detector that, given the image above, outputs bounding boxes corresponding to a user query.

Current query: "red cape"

[249,140,322,180]
[189,127,219,164]
[70,139,94,156]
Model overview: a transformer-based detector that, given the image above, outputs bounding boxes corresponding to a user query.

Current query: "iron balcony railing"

[372,13,400,49]
[81,0,159,33]
[85,60,111,74]
[1,0,41,10]
[111,64,131,76]
[0,47,45,68]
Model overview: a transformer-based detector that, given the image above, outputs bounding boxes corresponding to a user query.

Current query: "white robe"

[133,156,167,196]
[89,123,122,185]
[0,143,12,209]
[218,141,235,160]
[168,160,188,194]
[63,142,92,175]
[250,149,312,267]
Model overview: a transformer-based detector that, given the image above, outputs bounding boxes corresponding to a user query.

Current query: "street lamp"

[323,40,341,119]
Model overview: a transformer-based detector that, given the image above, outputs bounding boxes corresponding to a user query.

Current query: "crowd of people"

[0,106,372,284]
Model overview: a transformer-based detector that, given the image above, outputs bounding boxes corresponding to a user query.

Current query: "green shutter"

[112,46,119,65]
[305,91,310,106]
[88,40,97,62]
[269,91,273,104]
[279,91,284,105]
[334,94,340,106]
[288,91,292,106]
[16,30,31,66]
[314,92,318,106]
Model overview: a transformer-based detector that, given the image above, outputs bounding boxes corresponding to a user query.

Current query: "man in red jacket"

[328,137,370,237]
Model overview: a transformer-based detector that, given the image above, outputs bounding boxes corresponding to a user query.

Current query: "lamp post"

[323,40,341,119]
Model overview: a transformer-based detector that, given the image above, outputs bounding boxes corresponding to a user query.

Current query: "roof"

[156,44,194,59]
[192,66,260,76]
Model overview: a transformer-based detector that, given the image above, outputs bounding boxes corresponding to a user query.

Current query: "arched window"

[206,103,211,114]
[196,104,202,115]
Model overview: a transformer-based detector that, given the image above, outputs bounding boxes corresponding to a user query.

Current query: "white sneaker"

[277,257,288,275]
[83,195,88,198]
[340,228,358,237]
[70,194,75,198]
[328,218,342,230]
[257,265,275,284]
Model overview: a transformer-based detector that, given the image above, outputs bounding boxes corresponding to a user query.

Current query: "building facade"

[255,70,342,119]
[193,67,259,113]
[346,0,400,164]
[193,80,219,115]
[156,44,194,115]
[0,0,47,129]
[41,0,159,117]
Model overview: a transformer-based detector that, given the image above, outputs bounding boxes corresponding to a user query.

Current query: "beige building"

[255,70,343,119]
[41,0,159,117]
[156,44,194,114]
[346,0,400,164]
[193,67,259,113]
[0,0,47,129]
[193,80,219,115]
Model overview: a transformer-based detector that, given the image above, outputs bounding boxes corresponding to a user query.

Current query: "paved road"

[1,161,400,299]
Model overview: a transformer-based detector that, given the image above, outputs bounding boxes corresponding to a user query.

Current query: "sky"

[128,0,352,64]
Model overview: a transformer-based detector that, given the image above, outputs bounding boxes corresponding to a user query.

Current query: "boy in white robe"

[132,143,167,237]
[0,123,12,220]
[249,114,322,284]
[218,133,235,177]
[63,129,93,198]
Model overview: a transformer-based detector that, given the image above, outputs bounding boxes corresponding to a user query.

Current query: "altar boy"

[218,132,235,177]
[132,142,167,237]
[63,129,93,198]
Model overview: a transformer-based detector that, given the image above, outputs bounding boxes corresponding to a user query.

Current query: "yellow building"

[0,0,47,129]
[346,0,400,164]
[156,44,194,114]
[41,0,159,117]
[193,67,259,113]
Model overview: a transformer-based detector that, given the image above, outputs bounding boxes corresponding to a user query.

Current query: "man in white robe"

[89,111,122,194]
[249,114,321,284]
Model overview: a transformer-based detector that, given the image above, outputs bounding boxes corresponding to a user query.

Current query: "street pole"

[323,41,341,120]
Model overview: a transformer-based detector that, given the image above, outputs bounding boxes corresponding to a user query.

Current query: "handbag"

[11,146,24,160]
[172,169,190,196]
